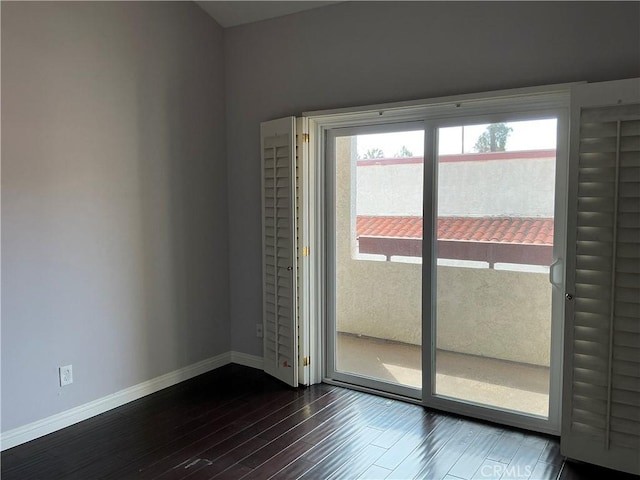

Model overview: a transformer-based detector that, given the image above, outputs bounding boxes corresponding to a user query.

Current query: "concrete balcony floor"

[336,332,550,417]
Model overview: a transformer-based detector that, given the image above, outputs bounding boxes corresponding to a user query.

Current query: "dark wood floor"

[1,364,634,479]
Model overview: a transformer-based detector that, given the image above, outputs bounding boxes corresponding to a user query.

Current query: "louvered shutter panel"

[261,117,298,387]
[562,79,640,475]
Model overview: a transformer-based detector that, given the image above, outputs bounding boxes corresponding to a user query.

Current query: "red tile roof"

[356,216,554,245]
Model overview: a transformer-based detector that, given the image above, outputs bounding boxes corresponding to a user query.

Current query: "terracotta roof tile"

[356,216,554,245]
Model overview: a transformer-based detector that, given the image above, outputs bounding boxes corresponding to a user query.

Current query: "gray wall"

[224,1,640,356]
[1,2,228,431]
[2,0,639,436]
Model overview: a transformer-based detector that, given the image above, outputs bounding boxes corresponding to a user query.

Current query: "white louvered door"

[261,117,298,387]
[562,78,640,475]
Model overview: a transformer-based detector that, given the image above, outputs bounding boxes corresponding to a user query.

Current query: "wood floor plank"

[237,438,316,480]
[238,391,353,469]
[375,413,456,471]
[530,460,563,480]
[325,444,388,480]
[95,367,302,480]
[0,452,63,480]
[270,394,384,478]
[8,364,632,480]
[386,417,466,479]
[485,430,526,464]
[358,464,393,480]
[537,440,563,466]
[267,457,315,480]
[280,389,376,449]
[299,426,384,480]
[2,408,127,470]
[500,438,547,480]
[298,395,391,464]
[105,409,276,475]
[255,390,346,442]
[370,407,428,449]
[193,389,368,480]
[413,422,488,480]
[122,386,318,478]
[446,426,503,479]
[366,400,417,430]
[208,462,253,480]
[137,388,331,479]
[471,459,509,480]
[241,417,325,470]
[178,437,270,480]
[297,424,362,465]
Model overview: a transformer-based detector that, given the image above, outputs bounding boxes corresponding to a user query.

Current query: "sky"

[355,118,558,158]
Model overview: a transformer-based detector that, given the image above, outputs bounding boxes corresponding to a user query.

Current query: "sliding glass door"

[321,99,566,433]
[425,115,565,433]
[326,123,425,399]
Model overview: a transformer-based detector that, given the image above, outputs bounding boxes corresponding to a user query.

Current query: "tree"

[362,147,384,159]
[395,145,413,158]
[474,123,513,152]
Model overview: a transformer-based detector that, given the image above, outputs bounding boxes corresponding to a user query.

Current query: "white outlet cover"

[59,365,73,386]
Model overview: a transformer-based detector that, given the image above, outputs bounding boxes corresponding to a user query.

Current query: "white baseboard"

[230,351,263,370]
[1,351,263,451]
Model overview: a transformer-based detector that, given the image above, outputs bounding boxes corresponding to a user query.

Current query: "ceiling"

[195,1,340,28]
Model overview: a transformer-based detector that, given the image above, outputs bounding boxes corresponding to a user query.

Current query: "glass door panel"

[433,119,558,417]
[328,125,424,398]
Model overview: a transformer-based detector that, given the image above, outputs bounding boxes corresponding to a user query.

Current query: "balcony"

[336,333,550,417]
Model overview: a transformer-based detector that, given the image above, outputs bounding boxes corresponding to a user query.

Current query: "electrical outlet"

[59,365,73,387]
[256,323,263,338]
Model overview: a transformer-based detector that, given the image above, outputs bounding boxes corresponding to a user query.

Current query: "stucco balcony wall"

[336,260,552,367]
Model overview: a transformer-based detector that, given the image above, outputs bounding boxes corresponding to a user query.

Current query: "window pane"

[334,129,424,389]
[434,118,557,418]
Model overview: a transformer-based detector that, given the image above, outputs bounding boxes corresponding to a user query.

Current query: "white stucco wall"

[357,155,556,217]
[357,163,424,216]
[336,259,552,367]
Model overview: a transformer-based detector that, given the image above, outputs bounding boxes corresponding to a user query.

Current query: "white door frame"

[304,83,574,434]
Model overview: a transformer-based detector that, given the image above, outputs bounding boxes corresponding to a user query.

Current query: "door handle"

[549,259,563,288]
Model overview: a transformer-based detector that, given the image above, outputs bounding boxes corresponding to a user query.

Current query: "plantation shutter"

[261,117,299,387]
[562,79,640,475]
